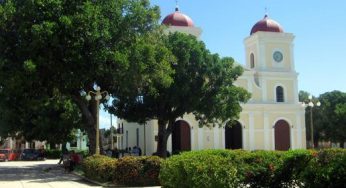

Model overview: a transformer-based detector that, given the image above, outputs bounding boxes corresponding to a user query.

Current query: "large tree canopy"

[319,91,346,147]
[0,0,173,153]
[110,32,251,157]
[299,90,346,148]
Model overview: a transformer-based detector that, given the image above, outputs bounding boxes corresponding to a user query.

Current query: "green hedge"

[114,156,162,186]
[160,150,238,188]
[82,155,162,186]
[301,149,346,187]
[81,149,346,187]
[82,155,117,182]
[160,149,346,187]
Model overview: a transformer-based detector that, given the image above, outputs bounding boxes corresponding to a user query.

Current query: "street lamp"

[302,95,321,149]
[86,86,110,155]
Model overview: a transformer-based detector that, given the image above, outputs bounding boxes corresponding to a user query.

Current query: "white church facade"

[116,7,306,155]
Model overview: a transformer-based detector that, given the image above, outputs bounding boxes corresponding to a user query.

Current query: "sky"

[100,0,346,129]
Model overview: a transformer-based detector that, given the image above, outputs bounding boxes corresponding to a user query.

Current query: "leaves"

[0,0,173,147]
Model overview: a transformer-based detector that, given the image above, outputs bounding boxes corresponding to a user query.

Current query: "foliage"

[114,156,162,186]
[76,150,89,159]
[299,90,346,147]
[110,32,250,157]
[45,149,61,159]
[82,155,117,182]
[0,0,173,153]
[301,149,346,187]
[159,149,346,187]
[237,151,283,187]
[318,91,346,146]
[160,150,239,188]
[274,150,314,187]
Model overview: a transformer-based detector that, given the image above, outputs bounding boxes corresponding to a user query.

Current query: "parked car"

[0,151,7,162]
[20,149,45,161]
[0,149,20,161]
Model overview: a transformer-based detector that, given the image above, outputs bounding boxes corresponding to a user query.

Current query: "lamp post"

[86,86,110,155]
[302,95,321,149]
[110,114,114,150]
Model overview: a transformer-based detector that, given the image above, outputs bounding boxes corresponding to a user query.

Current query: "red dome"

[250,15,284,35]
[162,7,194,27]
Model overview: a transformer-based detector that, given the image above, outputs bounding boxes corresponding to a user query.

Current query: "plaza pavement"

[0,159,101,188]
[0,159,161,188]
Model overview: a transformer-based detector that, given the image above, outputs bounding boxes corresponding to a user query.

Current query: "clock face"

[273,51,283,62]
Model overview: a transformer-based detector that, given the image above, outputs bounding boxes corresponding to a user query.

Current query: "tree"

[318,91,346,147]
[111,32,251,158]
[0,0,173,153]
[299,90,323,148]
[0,92,81,146]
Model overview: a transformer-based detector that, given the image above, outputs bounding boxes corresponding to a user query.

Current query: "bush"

[45,149,61,159]
[82,155,117,182]
[301,149,346,187]
[234,150,283,187]
[160,150,239,188]
[275,150,314,187]
[114,156,162,186]
[76,150,89,158]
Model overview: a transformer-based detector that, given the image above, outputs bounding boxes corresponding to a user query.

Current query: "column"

[296,111,303,148]
[249,112,255,150]
[198,127,204,150]
[191,126,195,150]
[264,113,270,150]
[221,126,225,149]
[213,126,219,149]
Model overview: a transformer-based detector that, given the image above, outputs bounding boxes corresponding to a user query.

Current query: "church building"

[116,6,306,155]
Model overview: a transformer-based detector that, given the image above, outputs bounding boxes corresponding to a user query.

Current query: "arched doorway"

[274,120,290,151]
[172,120,191,153]
[225,121,242,149]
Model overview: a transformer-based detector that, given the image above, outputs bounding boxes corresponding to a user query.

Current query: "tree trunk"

[72,93,100,155]
[49,143,56,149]
[156,119,169,158]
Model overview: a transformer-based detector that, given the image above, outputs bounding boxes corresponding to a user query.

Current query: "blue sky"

[151,0,346,96]
[100,0,346,129]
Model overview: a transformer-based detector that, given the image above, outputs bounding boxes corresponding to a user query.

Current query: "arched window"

[250,53,255,68]
[276,86,284,102]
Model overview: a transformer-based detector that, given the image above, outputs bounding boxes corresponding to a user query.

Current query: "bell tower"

[244,15,295,73]
[243,14,299,104]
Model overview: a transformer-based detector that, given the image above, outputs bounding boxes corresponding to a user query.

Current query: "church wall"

[118,121,145,151]
[254,112,264,129]
[237,74,263,102]
[254,132,265,150]
[245,44,258,68]
[265,43,292,70]
[165,26,202,39]
[266,80,294,103]
[235,78,248,90]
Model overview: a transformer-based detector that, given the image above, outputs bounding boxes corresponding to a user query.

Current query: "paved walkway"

[0,159,101,188]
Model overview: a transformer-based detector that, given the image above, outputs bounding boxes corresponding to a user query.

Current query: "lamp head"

[105,95,110,100]
[86,95,92,101]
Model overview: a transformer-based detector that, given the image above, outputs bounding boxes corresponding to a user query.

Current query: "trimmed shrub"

[160,150,239,188]
[82,155,117,182]
[139,156,162,186]
[274,150,314,187]
[238,150,284,187]
[301,149,346,187]
[114,156,162,186]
